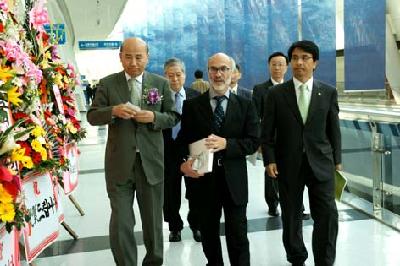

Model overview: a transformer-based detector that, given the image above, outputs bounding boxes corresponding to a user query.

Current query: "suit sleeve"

[225,100,260,158]
[87,80,114,126]
[327,89,341,165]
[152,79,180,130]
[261,89,277,165]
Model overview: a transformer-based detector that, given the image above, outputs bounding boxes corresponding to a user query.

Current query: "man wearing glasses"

[261,40,341,266]
[178,53,259,266]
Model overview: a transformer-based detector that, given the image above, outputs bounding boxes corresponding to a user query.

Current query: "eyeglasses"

[208,66,230,74]
[291,55,313,62]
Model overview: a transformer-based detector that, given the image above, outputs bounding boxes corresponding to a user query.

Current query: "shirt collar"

[230,84,238,94]
[293,76,313,91]
[271,78,283,85]
[172,87,186,98]
[209,87,230,100]
[125,72,143,84]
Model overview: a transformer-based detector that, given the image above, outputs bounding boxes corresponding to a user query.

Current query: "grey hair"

[164,57,186,73]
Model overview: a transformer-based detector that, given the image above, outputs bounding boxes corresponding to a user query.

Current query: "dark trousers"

[264,172,279,210]
[163,145,200,231]
[199,165,250,266]
[279,155,338,266]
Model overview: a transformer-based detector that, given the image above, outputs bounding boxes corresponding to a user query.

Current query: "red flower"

[31,151,42,165]
[17,141,32,156]
[0,23,4,33]
[13,112,28,121]
[0,166,13,182]
[3,175,21,198]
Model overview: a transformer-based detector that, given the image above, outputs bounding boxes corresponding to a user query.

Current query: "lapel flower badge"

[143,87,163,105]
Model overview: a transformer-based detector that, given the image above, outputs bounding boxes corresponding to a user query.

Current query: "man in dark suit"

[252,52,288,217]
[162,57,201,243]
[179,53,259,266]
[261,40,342,266]
[230,62,252,100]
[87,37,179,266]
[254,52,310,220]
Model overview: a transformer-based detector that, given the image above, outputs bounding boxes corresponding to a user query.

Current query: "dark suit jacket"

[252,79,273,119]
[177,92,260,205]
[236,85,252,100]
[261,79,341,182]
[163,87,200,149]
[87,71,179,186]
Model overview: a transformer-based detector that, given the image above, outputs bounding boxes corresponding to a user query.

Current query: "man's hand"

[205,134,226,152]
[266,163,279,178]
[134,110,155,123]
[112,103,136,119]
[180,159,204,178]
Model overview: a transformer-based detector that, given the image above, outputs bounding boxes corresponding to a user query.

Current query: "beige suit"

[87,71,179,266]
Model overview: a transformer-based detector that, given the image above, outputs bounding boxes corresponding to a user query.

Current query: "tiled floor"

[23,114,400,266]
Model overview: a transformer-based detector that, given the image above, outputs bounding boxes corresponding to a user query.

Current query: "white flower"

[0,135,20,156]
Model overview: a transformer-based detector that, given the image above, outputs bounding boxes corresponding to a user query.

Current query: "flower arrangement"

[0,165,30,232]
[142,87,163,105]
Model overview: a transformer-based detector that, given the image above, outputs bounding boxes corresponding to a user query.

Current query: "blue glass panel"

[344,0,385,90]
[302,0,336,86]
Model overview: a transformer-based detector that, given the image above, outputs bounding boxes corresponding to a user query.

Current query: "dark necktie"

[212,95,226,133]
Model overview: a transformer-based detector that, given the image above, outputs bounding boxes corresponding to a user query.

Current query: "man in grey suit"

[261,40,342,266]
[87,37,179,266]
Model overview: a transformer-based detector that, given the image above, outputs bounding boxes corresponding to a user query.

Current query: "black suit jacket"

[261,79,341,182]
[177,91,260,205]
[252,79,274,119]
[236,85,252,100]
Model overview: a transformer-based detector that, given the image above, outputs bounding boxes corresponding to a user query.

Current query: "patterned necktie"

[298,83,309,124]
[129,78,141,107]
[212,95,226,133]
[172,92,183,139]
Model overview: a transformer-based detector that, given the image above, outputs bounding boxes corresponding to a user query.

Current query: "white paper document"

[189,138,214,174]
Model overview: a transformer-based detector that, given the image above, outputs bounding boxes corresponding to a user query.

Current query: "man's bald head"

[119,37,149,77]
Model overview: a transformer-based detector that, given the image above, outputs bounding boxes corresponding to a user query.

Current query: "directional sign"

[78,41,122,50]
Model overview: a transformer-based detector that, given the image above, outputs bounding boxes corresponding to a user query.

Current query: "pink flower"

[0,1,9,12]
[29,0,50,33]
[144,88,163,105]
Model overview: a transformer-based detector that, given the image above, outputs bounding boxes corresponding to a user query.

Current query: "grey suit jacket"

[87,71,179,186]
[261,79,341,182]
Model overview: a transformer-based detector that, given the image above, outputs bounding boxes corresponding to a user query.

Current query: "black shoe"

[302,213,311,220]
[192,229,201,242]
[169,231,181,242]
[268,208,280,217]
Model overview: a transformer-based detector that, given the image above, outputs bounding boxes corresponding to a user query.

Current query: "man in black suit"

[162,57,201,243]
[179,53,259,266]
[261,40,342,266]
[252,52,288,217]
[230,62,252,100]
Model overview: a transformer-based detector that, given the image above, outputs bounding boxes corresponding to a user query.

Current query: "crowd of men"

[88,37,341,266]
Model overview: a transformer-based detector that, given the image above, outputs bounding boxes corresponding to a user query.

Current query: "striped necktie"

[129,78,141,107]
[212,95,226,133]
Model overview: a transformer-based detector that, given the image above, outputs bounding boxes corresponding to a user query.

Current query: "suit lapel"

[222,93,238,134]
[116,71,130,102]
[196,92,213,130]
[305,80,323,124]
[283,80,303,125]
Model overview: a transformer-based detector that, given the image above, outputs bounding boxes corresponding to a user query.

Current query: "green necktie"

[298,83,309,124]
[129,78,141,107]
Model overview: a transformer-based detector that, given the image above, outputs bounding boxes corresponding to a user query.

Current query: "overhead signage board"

[78,41,122,50]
